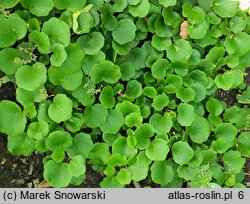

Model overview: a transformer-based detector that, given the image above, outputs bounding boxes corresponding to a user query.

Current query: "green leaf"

[120,62,136,81]
[29,31,51,54]
[211,138,229,154]
[84,104,108,128]
[20,0,54,16]
[134,124,154,150]
[222,150,245,174]
[69,155,86,177]
[75,11,94,34]
[188,150,203,168]
[60,43,84,74]
[172,141,194,165]
[169,60,189,76]
[152,93,169,111]
[0,0,19,9]
[113,0,128,12]
[27,120,49,140]
[0,14,27,48]
[15,63,47,91]
[125,112,143,127]
[44,160,72,187]
[176,87,196,102]
[50,43,67,67]
[206,98,223,116]
[128,0,150,18]
[112,136,137,158]
[100,109,124,134]
[149,113,172,134]
[151,161,174,185]
[167,39,193,61]
[145,138,169,161]
[90,60,121,84]
[99,86,115,108]
[112,19,136,45]
[48,94,73,123]
[0,101,27,136]
[67,133,93,158]
[128,159,149,181]
[7,133,36,156]
[237,132,250,156]
[213,0,239,18]
[151,58,169,79]
[230,16,246,34]
[107,153,127,167]
[42,17,70,47]
[215,123,237,148]
[187,116,211,143]
[116,101,140,117]
[65,113,84,133]
[177,103,196,127]
[125,80,142,99]
[0,48,22,75]
[82,51,106,75]
[214,72,235,90]
[142,86,157,98]
[77,31,104,55]
[177,165,199,180]
[187,6,205,24]
[159,0,176,7]
[61,71,83,91]
[101,176,123,188]
[53,0,87,12]
[117,168,131,185]
[89,143,111,171]
[51,148,65,163]
[45,131,72,151]
[151,35,172,52]
[188,20,208,40]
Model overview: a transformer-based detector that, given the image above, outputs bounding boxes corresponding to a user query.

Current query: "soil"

[0,69,249,188]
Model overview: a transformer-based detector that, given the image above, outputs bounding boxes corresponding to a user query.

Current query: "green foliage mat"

[0,0,250,188]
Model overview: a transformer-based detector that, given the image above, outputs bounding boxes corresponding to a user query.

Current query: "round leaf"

[151,161,174,185]
[77,32,105,55]
[15,63,47,91]
[213,0,239,18]
[48,94,73,123]
[7,133,36,156]
[42,17,70,47]
[145,138,169,161]
[45,131,72,151]
[187,116,211,143]
[27,120,49,140]
[149,113,172,134]
[172,141,194,165]
[90,60,121,84]
[84,104,108,128]
[112,19,136,45]
[222,150,245,174]
[20,0,54,16]
[100,109,124,134]
[117,168,131,185]
[44,160,72,187]
[237,132,250,155]
[177,103,196,127]
[67,133,93,158]
[0,101,27,136]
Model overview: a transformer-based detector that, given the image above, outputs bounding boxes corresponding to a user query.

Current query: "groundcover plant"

[0,0,250,188]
